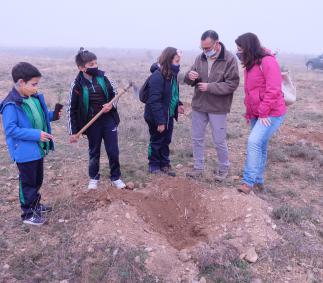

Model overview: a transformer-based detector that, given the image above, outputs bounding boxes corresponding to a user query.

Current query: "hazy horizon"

[1,0,322,55]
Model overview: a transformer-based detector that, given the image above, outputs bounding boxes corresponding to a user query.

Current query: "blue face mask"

[204,49,217,58]
[171,64,180,73]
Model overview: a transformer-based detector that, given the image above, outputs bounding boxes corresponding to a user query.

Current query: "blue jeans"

[243,115,285,187]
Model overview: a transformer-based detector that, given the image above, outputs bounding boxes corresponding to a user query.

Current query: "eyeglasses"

[200,42,217,52]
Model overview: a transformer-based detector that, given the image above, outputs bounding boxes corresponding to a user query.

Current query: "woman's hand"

[259,117,271,127]
[178,105,185,114]
[157,124,165,133]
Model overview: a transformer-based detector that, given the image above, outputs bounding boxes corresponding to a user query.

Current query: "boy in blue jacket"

[0,62,61,226]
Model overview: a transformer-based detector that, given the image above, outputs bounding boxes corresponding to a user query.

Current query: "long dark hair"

[158,47,178,79]
[235,33,268,71]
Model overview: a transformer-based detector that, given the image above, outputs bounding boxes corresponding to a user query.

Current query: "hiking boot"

[35,204,52,213]
[161,166,176,177]
[237,183,253,194]
[88,179,98,190]
[186,169,203,179]
[112,179,126,190]
[22,214,47,226]
[254,183,265,191]
[214,170,229,182]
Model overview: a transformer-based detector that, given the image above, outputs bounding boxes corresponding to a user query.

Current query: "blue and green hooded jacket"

[0,88,56,163]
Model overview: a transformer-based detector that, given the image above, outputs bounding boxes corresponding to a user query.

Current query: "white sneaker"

[112,179,126,189]
[87,179,98,190]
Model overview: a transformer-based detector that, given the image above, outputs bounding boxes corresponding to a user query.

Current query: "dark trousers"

[16,158,44,219]
[146,118,174,171]
[86,114,121,181]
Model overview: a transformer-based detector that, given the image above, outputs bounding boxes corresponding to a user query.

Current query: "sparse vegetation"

[273,204,312,224]
[0,50,322,282]
[196,244,251,283]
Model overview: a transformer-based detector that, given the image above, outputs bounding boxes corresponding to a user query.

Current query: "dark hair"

[11,62,42,83]
[75,47,97,67]
[235,33,268,71]
[201,30,219,41]
[158,47,178,79]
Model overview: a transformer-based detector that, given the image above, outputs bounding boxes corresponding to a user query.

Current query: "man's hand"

[178,105,185,114]
[188,71,199,81]
[40,131,53,142]
[197,82,208,92]
[259,118,271,127]
[157,124,165,133]
[69,135,79,143]
[102,103,113,113]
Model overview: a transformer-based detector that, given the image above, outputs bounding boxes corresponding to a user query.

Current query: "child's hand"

[178,105,185,114]
[58,110,63,119]
[157,125,165,133]
[40,131,53,142]
[69,135,79,143]
[102,103,113,113]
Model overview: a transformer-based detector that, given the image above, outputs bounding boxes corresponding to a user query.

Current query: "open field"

[0,48,322,283]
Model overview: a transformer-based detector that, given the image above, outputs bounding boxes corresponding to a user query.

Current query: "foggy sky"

[1,0,322,55]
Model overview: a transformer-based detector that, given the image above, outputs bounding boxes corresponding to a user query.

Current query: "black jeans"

[146,118,174,171]
[16,158,44,219]
[86,114,121,181]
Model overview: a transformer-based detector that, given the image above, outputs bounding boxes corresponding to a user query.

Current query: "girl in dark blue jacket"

[144,47,184,175]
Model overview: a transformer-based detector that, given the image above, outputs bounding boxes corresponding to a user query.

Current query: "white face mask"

[204,49,217,58]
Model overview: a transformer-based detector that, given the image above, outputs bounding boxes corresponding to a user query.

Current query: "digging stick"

[75,82,133,139]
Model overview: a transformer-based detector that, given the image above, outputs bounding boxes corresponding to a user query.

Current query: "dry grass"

[196,243,251,283]
[0,50,322,282]
[273,204,313,225]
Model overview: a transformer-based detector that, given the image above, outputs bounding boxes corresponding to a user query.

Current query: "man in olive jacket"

[184,30,239,181]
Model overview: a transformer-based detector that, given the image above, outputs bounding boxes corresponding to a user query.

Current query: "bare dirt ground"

[0,49,322,283]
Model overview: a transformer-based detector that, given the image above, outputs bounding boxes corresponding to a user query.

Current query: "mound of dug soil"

[109,179,208,250]
[74,177,279,282]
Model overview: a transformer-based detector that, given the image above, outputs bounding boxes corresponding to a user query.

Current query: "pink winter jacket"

[244,54,286,119]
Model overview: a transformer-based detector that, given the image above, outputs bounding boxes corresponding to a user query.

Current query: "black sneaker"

[161,166,176,177]
[149,168,162,174]
[254,183,268,193]
[22,214,47,226]
[36,204,53,213]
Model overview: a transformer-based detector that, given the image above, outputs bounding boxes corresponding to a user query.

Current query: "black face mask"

[236,52,244,62]
[85,67,99,76]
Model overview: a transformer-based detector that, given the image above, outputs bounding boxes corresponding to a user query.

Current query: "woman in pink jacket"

[235,33,286,194]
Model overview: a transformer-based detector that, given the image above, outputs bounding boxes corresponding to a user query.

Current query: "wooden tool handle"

[75,84,132,138]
